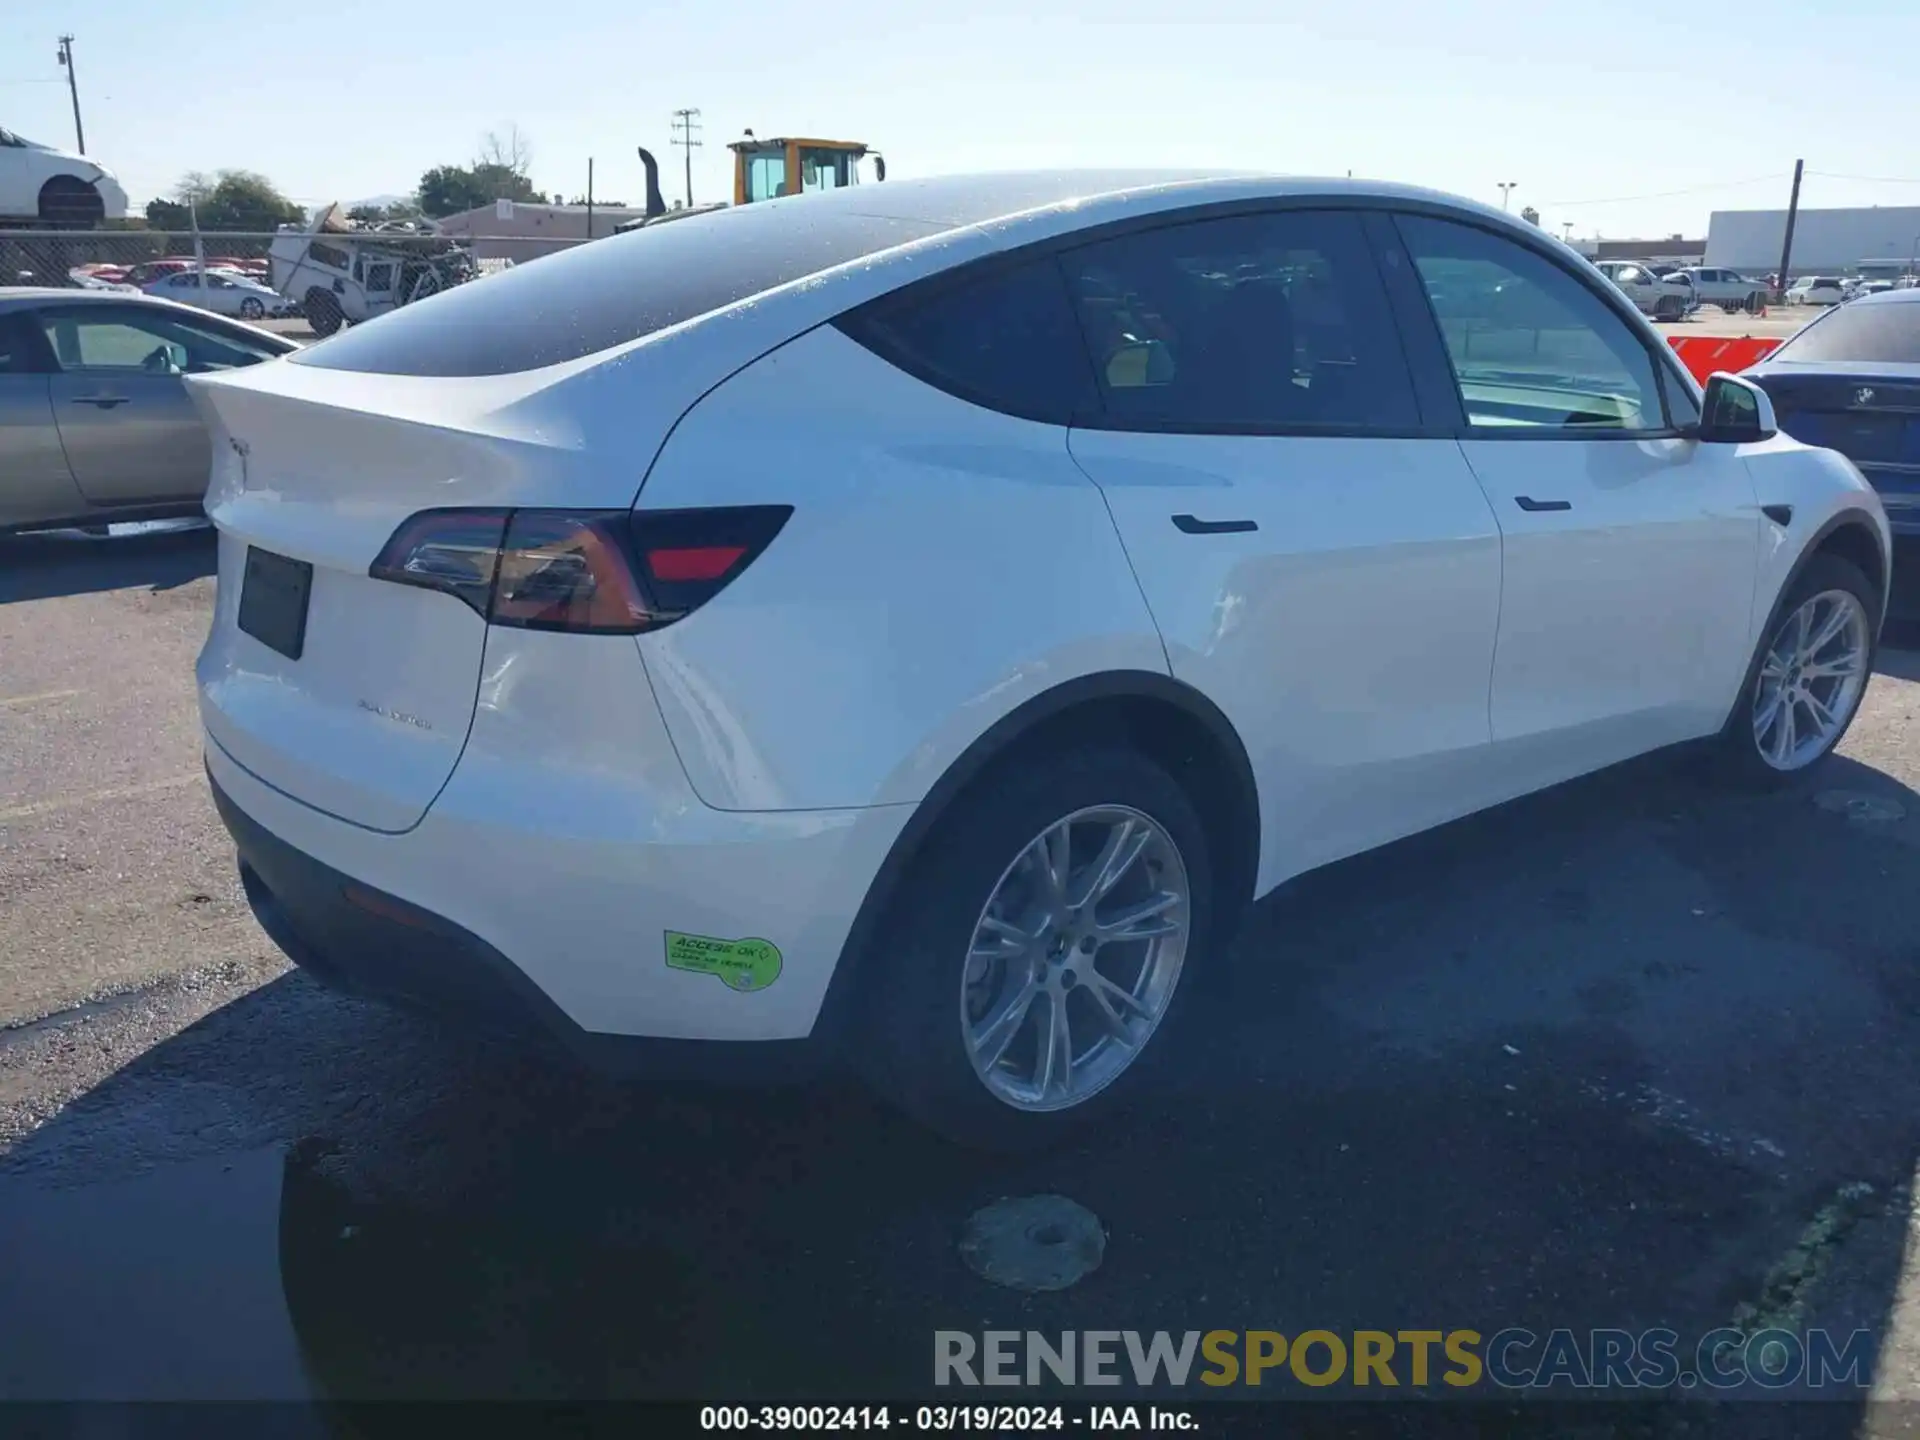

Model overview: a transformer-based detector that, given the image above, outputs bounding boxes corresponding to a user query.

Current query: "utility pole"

[671,108,703,208]
[586,158,595,239]
[55,35,85,154]
[1497,181,1518,212]
[1775,159,1804,298]
[1561,221,1573,241]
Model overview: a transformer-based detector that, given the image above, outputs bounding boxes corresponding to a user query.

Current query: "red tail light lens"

[368,505,791,634]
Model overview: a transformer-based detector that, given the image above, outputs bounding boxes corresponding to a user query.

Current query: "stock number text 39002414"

[700,1406,1074,1431]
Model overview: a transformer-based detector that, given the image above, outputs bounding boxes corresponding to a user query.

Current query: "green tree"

[145,197,191,229]
[417,125,542,218]
[148,169,301,231]
[417,162,540,218]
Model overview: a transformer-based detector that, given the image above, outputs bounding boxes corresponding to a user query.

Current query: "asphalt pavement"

[5,523,1920,1434]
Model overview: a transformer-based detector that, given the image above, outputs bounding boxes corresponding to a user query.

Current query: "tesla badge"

[1855,387,1876,406]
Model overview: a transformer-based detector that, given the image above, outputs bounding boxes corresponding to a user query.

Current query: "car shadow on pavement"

[0,523,215,606]
[4,750,1920,1430]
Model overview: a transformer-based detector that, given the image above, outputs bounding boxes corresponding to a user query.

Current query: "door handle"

[1171,514,1259,535]
[1514,495,1572,512]
[70,395,129,408]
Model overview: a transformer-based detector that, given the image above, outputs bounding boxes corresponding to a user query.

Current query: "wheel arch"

[1785,508,1891,632]
[36,173,104,224]
[811,670,1260,1045]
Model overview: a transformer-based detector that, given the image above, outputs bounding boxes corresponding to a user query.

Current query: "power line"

[1805,170,1920,186]
[670,107,703,209]
[1542,175,1783,208]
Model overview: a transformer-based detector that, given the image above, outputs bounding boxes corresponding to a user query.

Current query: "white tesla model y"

[192,173,1891,1146]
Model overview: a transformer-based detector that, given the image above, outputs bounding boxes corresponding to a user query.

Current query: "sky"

[7,0,1920,240]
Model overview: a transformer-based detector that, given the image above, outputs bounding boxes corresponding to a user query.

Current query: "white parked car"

[189,173,1893,1147]
[1788,276,1847,306]
[1674,266,1771,313]
[0,125,129,226]
[1593,260,1692,320]
[144,267,294,320]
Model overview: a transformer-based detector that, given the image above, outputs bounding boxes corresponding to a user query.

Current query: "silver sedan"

[0,288,298,534]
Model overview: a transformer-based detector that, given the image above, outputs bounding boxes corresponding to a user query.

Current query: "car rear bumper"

[204,721,913,1070]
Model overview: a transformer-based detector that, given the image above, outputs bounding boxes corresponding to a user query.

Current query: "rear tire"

[1710,554,1878,788]
[855,746,1215,1151]
[304,289,342,337]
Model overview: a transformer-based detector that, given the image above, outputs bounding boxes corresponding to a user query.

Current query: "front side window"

[34,307,285,373]
[745,151,786,202]
[0,315,37,373]
[1054,209,1419,431]
[799,148,853,193]
[1396,213,1666,431]
[307,240,351,271]
[836,258,1096,423]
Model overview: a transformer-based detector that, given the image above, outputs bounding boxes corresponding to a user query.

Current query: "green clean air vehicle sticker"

[664,931,783,992]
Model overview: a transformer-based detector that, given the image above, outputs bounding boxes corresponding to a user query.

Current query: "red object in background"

[1667,334,1783,385]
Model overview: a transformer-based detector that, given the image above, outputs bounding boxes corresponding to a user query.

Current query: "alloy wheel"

[960,804,1190,1112]
[1751,588,1871,771]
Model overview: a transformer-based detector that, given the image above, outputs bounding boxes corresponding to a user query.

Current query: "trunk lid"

[188,356,681,832]
[1749,365,1920,513]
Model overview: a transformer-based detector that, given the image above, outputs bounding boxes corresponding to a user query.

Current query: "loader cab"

[729,135,883,205]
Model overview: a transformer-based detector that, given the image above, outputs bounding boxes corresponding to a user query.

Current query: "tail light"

[369,505,792,634]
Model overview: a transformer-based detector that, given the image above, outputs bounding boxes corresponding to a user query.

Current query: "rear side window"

[290,204,949,377]
[1771,300,1920,364]
[835,258,1096,423]
[1056,209,1419,432]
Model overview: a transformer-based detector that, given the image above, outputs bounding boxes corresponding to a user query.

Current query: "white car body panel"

[632,324,1171,812]
[1068,428,1504,892]
[146,270,285,317]
[204,651,910,1041]
[1739,438,1892,641]
[0,129,127,221]
[1454,435,1761,772]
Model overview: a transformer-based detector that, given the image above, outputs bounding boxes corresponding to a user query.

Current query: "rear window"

[838,258,1097,423]
[289,204,950,377]
[1770,299,1920,364]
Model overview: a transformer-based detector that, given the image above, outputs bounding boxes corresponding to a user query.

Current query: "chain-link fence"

[1,227,556,330]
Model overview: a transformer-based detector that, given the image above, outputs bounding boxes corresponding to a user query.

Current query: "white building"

[433,201,652,264]
[1704,205,1920,278]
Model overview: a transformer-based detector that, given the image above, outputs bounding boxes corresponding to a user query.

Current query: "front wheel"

[856,747,1214,1149]
[238,296,265,319]
[1713,554,1877,786]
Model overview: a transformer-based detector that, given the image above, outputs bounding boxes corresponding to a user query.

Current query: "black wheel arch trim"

[1784,507,1892,631]
[810,669,1260,1046]
[1717,506,1891,735]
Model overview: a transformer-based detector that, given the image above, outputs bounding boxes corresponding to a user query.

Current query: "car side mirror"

[1696,372,1777,444]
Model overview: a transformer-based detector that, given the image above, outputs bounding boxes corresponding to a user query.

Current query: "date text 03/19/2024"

[699,1405,1197,1431]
